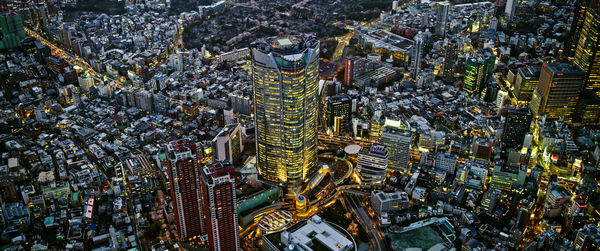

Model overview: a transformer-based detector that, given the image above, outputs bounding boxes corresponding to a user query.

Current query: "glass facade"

[463,48,495,94]
[381,126,412,171]
[252,35,319,192]
[538,63,585,120]
[463,58,483,93]
[574,6,600,94]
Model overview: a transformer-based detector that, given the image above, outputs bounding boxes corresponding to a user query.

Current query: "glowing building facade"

[252,35,319,192]
[537,63,585,120]
[573,0,600,94]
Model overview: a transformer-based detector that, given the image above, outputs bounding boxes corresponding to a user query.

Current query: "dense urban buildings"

[2,0,600,250]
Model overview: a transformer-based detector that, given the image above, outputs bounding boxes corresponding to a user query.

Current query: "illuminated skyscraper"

[252,35,319,192]
[566,0,591,59]
[443,38,459,83]
[463,48,495,94]
[573,0,600,94]
[536,63,585,120]
[463,58,484,93]
[165,139,205,240]
[326,94,351,129]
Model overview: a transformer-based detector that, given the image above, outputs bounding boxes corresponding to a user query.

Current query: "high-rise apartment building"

[435,152,458,175]
[501,106,533,148]
[200,161,240,251]
[165,139,205,239]
[344,56,377,86]
[228,91,252,115]
[381,126,412,171]
[543,185,572,218]
[252,35,319,193]
[536,63,585,120]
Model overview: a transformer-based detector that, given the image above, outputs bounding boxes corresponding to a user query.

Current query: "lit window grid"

[253,49,319,191]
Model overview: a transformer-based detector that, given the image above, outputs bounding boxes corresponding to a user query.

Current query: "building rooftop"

[383,126,412,137]
[543,63,585,75]
[273,215,355,251]
[519,65,542,79]
[253,34,318,55]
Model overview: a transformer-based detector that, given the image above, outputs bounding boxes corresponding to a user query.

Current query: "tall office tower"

[575,91,600,125]
[326,94,352,129]
[165,140,205,240]
[436,2,450,37]
[381,126,412,171]
[212,123,243,165]
[479,48,496,84]
[463,58,484,93]
[504,0,517,20]
[514,65,542,103]
[200,161,240,251]
[252,35,319,193]
[536,63,585,120]
[501,106,533,148]
[0,12,26,50]
[443,38,459,83]
[412,34,424,78]
[565,0,591,59]
[573,0,600,94]
[35,3,50,29]
[356,144,389,185]
[463,48,495,93]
